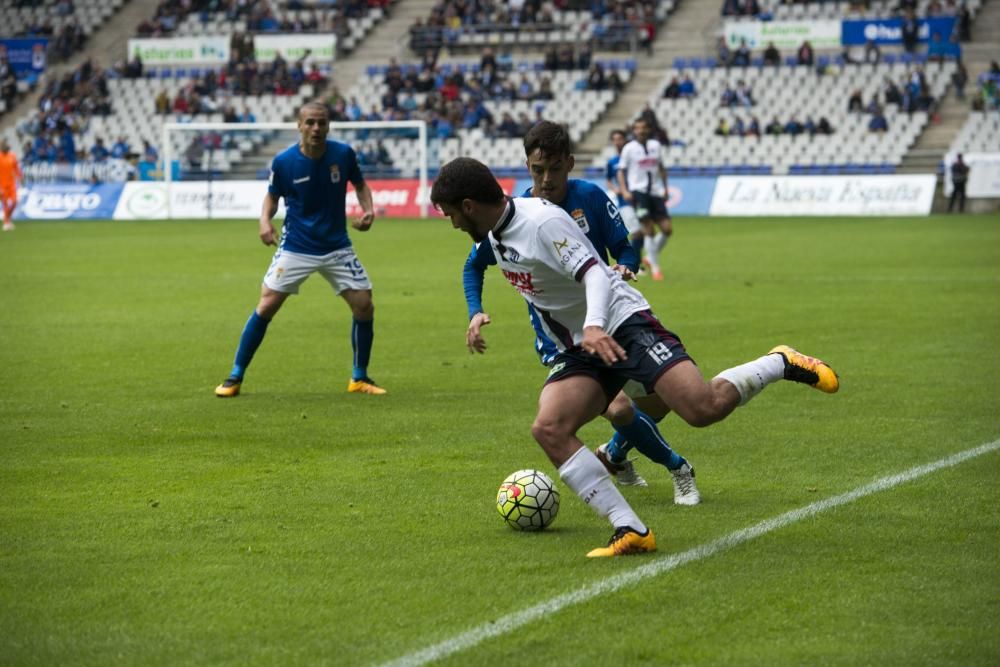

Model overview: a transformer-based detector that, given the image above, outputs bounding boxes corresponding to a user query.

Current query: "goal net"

[160,120,429,219]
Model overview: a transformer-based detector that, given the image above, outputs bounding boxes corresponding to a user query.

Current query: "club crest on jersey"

[329,165,341,183]
[570,208,590,233]
[498,244,519,262]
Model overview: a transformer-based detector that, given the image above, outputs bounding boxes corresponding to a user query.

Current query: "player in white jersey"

[617,117,671,281]
[431,157,840,558]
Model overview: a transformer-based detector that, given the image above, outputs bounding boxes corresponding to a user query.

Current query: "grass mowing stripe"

[382,439,1000,667]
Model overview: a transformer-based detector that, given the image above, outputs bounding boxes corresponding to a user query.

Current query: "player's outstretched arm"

[467,312,492,354]
[259,192,280,246]
[463,243,495,319]
[352,180,375,231]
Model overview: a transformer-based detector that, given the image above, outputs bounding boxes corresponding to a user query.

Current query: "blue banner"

[14,183,124,220]
[841,17,956,45]
[0,38,48,76]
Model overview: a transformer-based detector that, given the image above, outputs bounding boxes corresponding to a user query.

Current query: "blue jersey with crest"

[268,139,364,255]
[462,178,638,365]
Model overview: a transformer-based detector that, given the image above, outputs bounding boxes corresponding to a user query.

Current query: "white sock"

[654,231,667,253]
[643,235,660,272]
[558,447,647,533]
[714,353,785,405]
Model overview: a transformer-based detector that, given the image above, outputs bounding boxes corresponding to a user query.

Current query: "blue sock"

[352,318,374,380]
[614,406,685,470]
[229,311,271,380]
[606,431,631,462]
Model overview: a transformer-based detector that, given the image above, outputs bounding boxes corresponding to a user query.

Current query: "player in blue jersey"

[606,128,644,270]
[215,102,385,397]
[462,121,700,504]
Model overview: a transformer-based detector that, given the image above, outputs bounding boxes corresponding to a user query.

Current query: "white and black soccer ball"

[496,469,560,531]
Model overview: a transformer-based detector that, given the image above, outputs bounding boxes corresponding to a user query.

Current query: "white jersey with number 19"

[487,197,650,351]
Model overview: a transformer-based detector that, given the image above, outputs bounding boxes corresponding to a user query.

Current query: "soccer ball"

[496,469,560,531]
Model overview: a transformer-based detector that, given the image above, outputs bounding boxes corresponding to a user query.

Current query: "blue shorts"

[543,310,693,406]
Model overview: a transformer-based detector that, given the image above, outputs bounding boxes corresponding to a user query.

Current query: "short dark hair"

[298,101,329,119]
[523,120,572,159]
[430,158,505,208]
[609,128,626,140]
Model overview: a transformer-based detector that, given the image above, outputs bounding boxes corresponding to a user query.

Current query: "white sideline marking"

[381,440,1000,667]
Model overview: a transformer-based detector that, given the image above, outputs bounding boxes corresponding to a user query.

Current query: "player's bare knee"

[531,417,570,449]
[352,301,374,320]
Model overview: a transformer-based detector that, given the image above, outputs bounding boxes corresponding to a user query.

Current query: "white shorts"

[619,204,641,235]
[263,246,373,295]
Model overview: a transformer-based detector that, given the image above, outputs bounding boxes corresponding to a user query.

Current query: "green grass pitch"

[1,214,998,666]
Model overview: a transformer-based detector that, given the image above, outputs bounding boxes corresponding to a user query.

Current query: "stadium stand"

[722,0,981,21]
[135,0,393,57]
[0,0,996,210]
[0,0,133,116]
[595,55,960,175]
[408,0,675,54]
[345,55,635,174]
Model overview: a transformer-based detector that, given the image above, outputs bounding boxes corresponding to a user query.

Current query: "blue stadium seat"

[705,57,719,69]
[689,58,704,70]
[883,53,897,65]
[673,57,688,70]
[784,56,797,67]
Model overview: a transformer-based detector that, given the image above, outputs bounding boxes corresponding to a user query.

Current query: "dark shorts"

[543,310,693,407]
[632,192,670,221]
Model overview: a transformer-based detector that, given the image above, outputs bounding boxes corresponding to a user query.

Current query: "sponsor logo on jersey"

[329,165,340,183]
[293,175,310,184]
[570,208,590,233]
[502,269,538,296]
[606,201,622,221]
[552,237,585,266]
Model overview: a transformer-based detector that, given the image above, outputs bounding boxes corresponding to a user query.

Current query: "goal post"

[161,120,429,219]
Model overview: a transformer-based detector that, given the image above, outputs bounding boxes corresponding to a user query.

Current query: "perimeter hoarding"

[710,175,937,216]
[513,177,717,216]
[126,37,231,66]
[13,183,124,220]
[723,20,841,50]
[942,152,1000,198]
[112,179,515,220]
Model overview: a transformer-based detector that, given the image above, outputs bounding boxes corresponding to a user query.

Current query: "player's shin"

[558,447,647,533]
[351,317,374,380]
[230,311,271,379]
[615,407,685,470]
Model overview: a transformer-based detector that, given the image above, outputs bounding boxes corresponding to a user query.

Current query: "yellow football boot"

[586,526,657,558]
[214,378,241,397]
[769,345,839,393]
[347,377,387,395]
